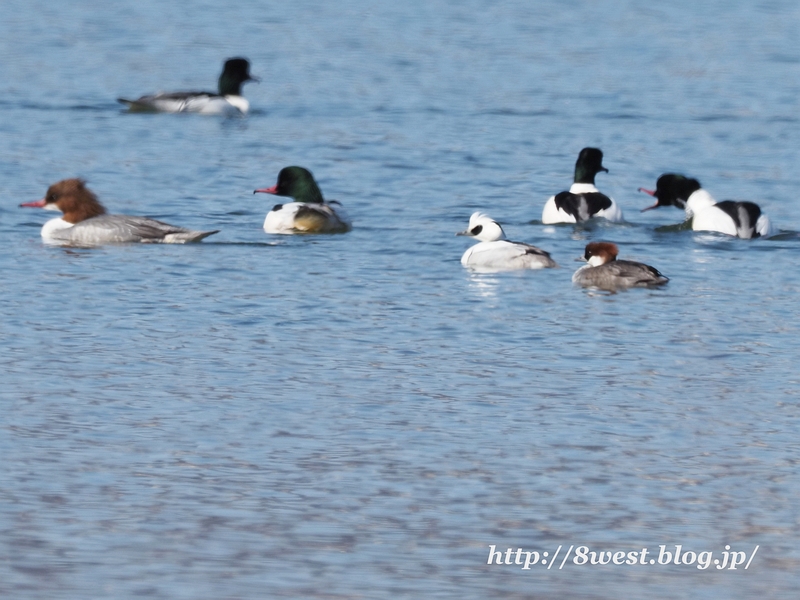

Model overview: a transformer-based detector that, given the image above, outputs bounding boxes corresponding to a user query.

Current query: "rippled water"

[2,1,800,598]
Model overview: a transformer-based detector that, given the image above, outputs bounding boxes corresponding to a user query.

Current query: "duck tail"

[161,230,220,243]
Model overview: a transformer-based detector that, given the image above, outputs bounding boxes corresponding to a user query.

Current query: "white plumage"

[458,212,557,271]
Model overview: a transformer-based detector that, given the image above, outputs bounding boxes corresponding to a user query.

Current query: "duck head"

[456,212,506,242]
[20,178,106,224]
[581,241,618,266]
[639,173,701,211]
[254,166,325,204]
[574,148,608,185]
[218,57,257,96]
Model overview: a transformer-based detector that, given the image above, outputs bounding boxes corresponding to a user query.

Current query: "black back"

[554,191,612,222]
[714,201,762,238]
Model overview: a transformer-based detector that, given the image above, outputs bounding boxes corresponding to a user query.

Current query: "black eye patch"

[470,224,483,235]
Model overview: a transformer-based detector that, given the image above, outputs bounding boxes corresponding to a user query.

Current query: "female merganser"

[573,241,668,290]
[20,179,218,245]
[457,212,557,271]
[542,148,624,224]
[639,173,776,239]
[117,58,256,115]
[254,167,351,234]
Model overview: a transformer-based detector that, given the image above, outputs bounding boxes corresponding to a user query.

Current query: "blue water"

[1,1,800,598]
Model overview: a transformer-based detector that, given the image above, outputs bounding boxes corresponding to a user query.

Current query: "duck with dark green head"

[254,167,352,234]
[639,173,777,238]
[542,147,623,224]
[117,57,257,115]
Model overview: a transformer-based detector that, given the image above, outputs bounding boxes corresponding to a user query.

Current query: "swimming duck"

[572,241,668,290]
[20,179,218,245]
[118,58,256,115]
[542,148,624,224]
[254,167,351,234]
[639,173,776,238]
[458,212,557,270]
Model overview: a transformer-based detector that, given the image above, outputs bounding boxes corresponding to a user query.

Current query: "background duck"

[542,148,623,224]
[117,58,256,115]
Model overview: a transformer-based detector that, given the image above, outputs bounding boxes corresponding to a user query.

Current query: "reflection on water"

[465,272,502,299]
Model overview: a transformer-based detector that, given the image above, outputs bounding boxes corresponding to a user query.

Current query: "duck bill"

[253,185,278,195]
[20,198,46,208]
[638,187,660,212]
[455,230,473,237]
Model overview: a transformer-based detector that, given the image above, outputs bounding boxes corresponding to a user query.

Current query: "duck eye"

[47,193,57,202]
[470,225,483,235]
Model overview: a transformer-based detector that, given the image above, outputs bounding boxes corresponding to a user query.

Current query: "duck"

[542,147,624,224]
[20,179,218,245]
[573,242,668,290]
[254,167,351,234]
[457,212,557,271]
[117,58,256,115]
[639,173,776,239]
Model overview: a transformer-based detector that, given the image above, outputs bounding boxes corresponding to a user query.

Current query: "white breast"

[41,217,74,242]
[264,203,304,233]
[263,202,351,234]
[685,189,717,215]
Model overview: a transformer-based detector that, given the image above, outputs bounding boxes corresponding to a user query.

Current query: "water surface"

[1,1,800,598]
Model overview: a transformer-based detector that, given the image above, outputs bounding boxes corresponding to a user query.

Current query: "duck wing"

[463,240,557,270]
[118,91,220,113]
[66,215,218,244]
